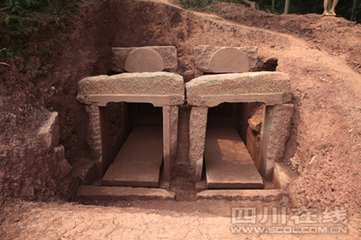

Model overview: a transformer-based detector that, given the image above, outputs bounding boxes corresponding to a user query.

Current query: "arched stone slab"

[194,45,258,73]
[208,47,250,73]
[112,46,178,72]
[124,48,165,73]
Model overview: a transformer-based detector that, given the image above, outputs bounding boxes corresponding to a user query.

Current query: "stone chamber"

[74,43,295,200]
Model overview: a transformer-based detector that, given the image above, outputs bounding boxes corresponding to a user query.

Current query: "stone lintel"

[77,72,184,107]
[187,92,291,107]
[186,72,291,107]
[80,95,184,107]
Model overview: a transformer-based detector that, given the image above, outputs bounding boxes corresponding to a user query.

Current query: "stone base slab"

[77,185,175,200]
[197,189,285,201]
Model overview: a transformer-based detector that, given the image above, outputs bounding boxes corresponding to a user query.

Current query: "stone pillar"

[85,105,102,162]
[162,106,179,184]
[189,106,208,181]
[260,104,294,180]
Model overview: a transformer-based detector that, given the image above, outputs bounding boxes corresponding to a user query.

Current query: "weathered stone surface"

[197,189,284,201]
[85,105,102,162]
[112,46,178,72]
[186,71,291,107]
[194,45,258,73]
[189,107,208,181]
[77,72,184,106]
[102,127,163,187]
[205,127,264,189]
[260,104,294,180]
[124,48,164,72]
[209,48,250,73]
[77,185,175,200]
[37,112,59,150]
[162,106,179,183]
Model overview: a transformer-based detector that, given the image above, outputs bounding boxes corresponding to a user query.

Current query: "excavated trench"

[41,0,296,201]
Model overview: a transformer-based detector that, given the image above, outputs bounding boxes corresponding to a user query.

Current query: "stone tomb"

[77,45,294,195]
[186,71,293,188]
[77,72,184,188]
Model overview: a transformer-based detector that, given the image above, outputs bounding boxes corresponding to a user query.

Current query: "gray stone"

[194,45,258,73]
[186,71,291,107]
[37,112,59,150]
[189,107,208,181]
[124,48,164,72]
[77,72,185,107]
[112,46,178,72]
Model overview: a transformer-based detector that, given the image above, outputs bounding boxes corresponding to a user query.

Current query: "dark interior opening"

[204,102,268,189]
[100,102,164,188]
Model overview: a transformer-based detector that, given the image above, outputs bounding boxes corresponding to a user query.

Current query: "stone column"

[162,106,179,185]
[260,104,294,180]
[189,106,208,181]
[85,105,102,163]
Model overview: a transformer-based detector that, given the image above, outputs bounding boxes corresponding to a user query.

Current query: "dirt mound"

[0,0,361,211]
[205,1,361,74]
